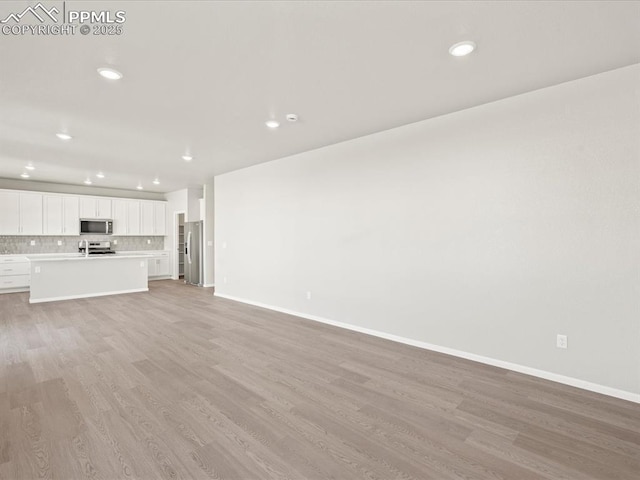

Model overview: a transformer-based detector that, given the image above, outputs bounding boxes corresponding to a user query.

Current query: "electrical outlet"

[113,239,118,245]
[30,240,36,246]
[306,291,312,300]
[223,276,227,284]
[57,240,62,246]
[34,266,41,273]
[557,334,568,349]
[147,239,151,244]
[222,242,227,249]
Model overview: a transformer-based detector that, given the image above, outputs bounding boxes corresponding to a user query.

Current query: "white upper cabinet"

[140,201,154,235]
[0,191,43,235]
[44,195,79,235]
[63,196,80,235]
[141,201,166,236]
[0,189,165,237]
[112,200,127,235]
[113,199,141,236]
[128,201,141,235]
[97,198,112,218]
[0,191,20,235]
[78,197,95,218]
[19,193,43,235]
[154,202,166,235]
[79,197,112,218]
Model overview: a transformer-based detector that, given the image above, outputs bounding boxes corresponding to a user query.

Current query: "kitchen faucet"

[83,239,89,258]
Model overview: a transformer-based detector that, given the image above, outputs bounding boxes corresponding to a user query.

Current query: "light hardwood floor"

[0,280,639,479]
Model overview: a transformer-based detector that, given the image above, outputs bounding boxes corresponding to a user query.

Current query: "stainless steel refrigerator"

[184,221,203,286]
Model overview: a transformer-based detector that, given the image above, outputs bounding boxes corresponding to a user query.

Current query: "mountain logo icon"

[1,3,59,24]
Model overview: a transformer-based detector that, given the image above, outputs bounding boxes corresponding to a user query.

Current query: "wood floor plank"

[465,430,596,480]
[0,393,10,465]
[9,402,52,480]
[0,281,638,479]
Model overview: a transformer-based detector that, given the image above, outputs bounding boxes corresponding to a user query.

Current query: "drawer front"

[0,263,30,276]
[0,257,29,264]
[0,274,30,288]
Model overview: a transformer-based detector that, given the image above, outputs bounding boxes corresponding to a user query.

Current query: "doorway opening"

[177,212,185,279]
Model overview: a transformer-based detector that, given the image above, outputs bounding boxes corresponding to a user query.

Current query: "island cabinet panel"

[29,255,149,303]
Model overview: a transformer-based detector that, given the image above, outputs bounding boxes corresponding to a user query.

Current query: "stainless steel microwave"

[80,219,113,235]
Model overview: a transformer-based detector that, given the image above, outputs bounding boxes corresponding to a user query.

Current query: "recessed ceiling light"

[152,178,160,185]
[96,172,105,178]
[136,184,143,190]
[20,172,30,178]
[265,120,280,129]
[449,41,476,57]
[84,178,92,185]
[56,132,72,140]
[97,67,123,80]
[182,154,193,162]
[25,164,35,170]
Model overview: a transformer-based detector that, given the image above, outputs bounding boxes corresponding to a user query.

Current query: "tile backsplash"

[0,236,165,255]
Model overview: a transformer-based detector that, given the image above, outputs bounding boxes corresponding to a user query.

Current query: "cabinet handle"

[3,269,13,272]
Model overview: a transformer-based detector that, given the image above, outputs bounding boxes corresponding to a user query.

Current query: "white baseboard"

[30,288,149,304]
[202,283,215,288]
[0,287,29,294]
[214,292,640,404]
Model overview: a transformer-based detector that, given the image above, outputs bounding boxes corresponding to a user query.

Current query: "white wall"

[203,179,215,286]
[215,64,640,399]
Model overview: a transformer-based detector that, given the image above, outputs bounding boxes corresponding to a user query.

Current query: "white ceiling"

[1,0,639,194]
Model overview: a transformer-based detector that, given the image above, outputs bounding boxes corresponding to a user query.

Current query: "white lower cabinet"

[0,257,30,293]
[148,253,170,279]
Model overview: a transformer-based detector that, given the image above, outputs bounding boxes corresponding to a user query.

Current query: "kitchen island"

[28,253,152,303]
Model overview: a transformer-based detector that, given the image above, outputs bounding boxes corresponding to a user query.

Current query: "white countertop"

[28,254,155,263]
[0,250,169,263]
